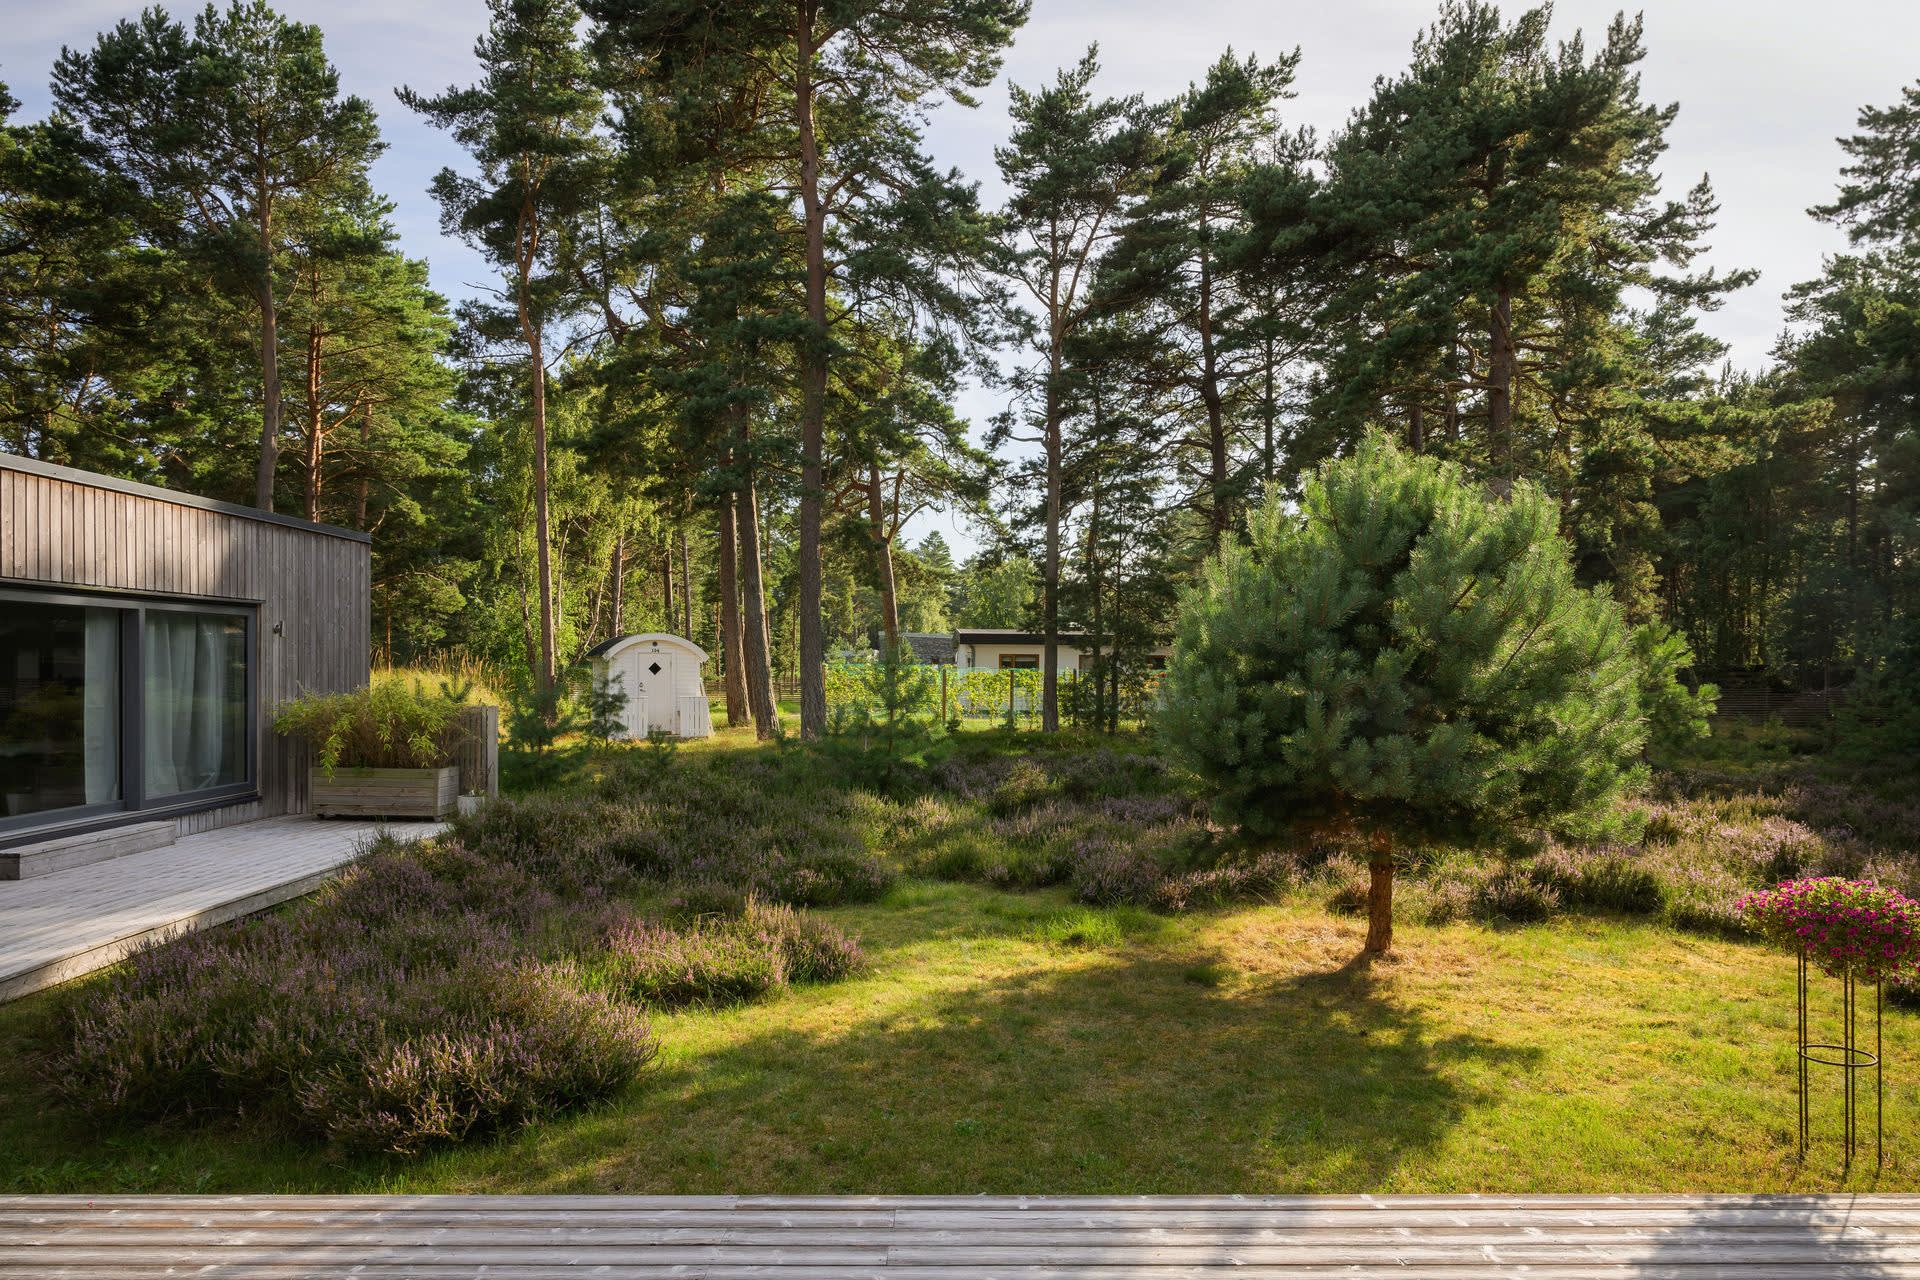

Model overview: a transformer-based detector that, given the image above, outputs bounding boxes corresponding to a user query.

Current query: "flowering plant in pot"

[1738,877,1920,983]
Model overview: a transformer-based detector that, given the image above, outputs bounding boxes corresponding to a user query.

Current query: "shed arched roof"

[584,632,710,663]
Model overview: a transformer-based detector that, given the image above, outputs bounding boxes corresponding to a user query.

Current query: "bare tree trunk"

[793,0,829,740]
[735,461,779,739]
[867,465,900,644]
[717,493,748,727]
[1408,401,1425,454]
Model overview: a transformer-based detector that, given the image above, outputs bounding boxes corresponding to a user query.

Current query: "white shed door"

[631,650,678,737]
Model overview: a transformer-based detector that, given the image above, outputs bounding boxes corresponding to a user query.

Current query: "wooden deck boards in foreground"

[5,1194,1920,1277]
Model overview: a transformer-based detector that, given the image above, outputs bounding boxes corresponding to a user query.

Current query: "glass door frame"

[0,584,259,837]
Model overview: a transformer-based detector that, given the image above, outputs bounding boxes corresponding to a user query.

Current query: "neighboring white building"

[585,633,714,740]
[940,629,1173,674]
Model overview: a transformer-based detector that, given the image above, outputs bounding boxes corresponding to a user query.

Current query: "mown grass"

[4,716,1917,1193]
[3,874,1916,1194]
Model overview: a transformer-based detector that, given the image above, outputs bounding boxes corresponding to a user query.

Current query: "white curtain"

[145,613,233,797]
[82,610,119,805]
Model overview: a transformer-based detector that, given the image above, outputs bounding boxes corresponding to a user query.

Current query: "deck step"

[0,820,176,880]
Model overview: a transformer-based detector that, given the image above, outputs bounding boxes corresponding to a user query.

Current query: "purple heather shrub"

[600,917,787,1006]
[1070,836,1163,907]
[299,961,655,1156]
[1528,845,1665,914]
[1738,877,1920,984]
[1472,864,1561,922]
[1152,851,1298,913]
[599,900,864,1007]
[660,880,750,923]
[986,759,1055,816]
[741,900,865,984]
[49,826,655,1148]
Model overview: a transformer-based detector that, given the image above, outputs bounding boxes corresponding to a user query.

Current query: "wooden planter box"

[310,766,459,819]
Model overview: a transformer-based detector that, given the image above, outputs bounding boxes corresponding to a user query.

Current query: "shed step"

[0,820,177,880]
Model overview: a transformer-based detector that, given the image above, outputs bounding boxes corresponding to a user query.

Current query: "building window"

[999,653,1039,670]
[0,590,254,833]
[0,601,121,821]
[1146,654,1167,671]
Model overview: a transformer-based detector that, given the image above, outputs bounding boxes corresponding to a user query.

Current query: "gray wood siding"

[1,457,371,818]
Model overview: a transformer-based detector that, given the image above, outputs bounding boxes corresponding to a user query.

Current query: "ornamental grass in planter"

[275,679,470,819]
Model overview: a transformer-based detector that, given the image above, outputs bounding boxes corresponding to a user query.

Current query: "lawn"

[1,721,1914,1194]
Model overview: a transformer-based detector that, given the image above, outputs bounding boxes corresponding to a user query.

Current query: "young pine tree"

[1159,433,1667,955]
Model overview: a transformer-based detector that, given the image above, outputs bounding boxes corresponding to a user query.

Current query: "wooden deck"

[3,1194,1919,1277]
[0,816,445,1001]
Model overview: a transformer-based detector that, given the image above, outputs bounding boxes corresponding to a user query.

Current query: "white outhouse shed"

[584,633,715,740]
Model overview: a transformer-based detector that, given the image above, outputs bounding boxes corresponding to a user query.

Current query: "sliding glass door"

[144,611,249,799]
[0,601,122,822]
[0,590,254,834]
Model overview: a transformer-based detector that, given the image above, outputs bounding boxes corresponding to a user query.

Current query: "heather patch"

[49,893,654,1155]
[597,900,864,1006]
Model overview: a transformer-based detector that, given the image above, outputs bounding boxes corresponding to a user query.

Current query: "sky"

[8,0,1920,555]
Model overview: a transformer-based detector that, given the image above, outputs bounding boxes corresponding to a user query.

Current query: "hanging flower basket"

[1738,876,1920,1170]
[1739,877,1920,984]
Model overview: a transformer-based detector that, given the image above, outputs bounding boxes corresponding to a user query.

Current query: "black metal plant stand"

[1797,947,1883,1170]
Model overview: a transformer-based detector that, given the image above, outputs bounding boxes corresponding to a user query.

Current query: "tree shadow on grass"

[508,940,1544,1195]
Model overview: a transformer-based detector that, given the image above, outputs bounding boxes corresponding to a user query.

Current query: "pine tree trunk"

[661,537,676,630]
[793,0,829,740]
[680,529,693,637]
[1262,329,1276,486]
[717,494,748,728]
[528,337,558,692]
[735,462,779,740]
[1042,334,1063,734]
[609,528,626,636]
[1365,852,1394,955]
[515,193,558,694]
[254,261,281,511]
[1488,284,1514,481]
[303,314,323,522]
[1197,241,1230,548]
[868,466,900,644]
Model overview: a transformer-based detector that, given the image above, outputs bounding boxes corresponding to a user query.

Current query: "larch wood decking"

[0,816,445,1001]
[2,1194,1918,1277]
